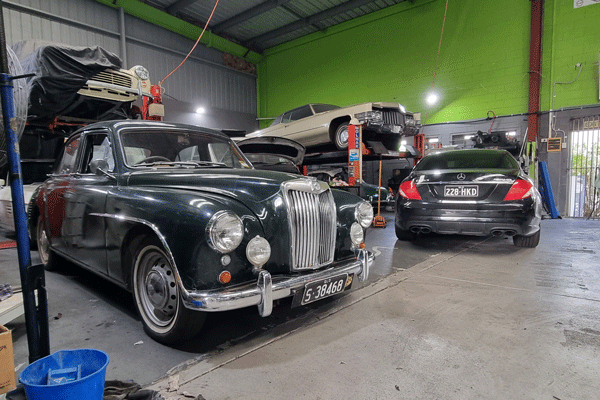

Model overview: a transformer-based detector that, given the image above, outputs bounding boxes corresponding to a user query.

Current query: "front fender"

[104,186,264,291]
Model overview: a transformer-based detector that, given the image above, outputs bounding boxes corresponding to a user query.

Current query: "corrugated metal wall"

[2,0,257,130]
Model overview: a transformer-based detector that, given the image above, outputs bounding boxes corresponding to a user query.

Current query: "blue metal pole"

[0,3,49,362]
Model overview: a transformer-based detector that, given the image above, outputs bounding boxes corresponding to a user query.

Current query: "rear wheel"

[131,236,206,344]
[36,215,57,270]
[332,123,349,150]
[513,229,541,248]
[395,225,416,241]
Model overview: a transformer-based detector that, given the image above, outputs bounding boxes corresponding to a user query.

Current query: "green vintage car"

[29,120,374,344]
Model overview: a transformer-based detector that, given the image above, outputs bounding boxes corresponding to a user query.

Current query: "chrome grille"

[87,70,132,88]
[382,110,403,125]
[285,184,336,271]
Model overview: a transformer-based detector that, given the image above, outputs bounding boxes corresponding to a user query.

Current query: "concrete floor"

[1,215,599,399]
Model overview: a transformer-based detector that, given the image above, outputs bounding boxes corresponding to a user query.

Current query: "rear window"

[415,151,519,171]
[311,104,340,114]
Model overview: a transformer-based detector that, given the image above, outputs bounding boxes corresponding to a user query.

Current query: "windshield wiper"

[135,161,229,168]
[185,161,229,168]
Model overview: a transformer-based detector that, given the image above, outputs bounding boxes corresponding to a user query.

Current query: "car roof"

[69,120,230,140]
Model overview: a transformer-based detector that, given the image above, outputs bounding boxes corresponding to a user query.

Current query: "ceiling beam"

[280,4,322,32]
[95,0,262,62]
[212,0,293,35]
[245,0,400,49]
[166,0,199,15]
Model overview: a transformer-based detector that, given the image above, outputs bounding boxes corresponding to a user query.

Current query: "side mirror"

[89,159,109,175]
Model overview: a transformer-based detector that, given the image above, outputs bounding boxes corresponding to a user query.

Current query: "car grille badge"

[457,173,466,180]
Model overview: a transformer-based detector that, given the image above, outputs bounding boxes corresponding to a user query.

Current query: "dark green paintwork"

[30,120,365,292]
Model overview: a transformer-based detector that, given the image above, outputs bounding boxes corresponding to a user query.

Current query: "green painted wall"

[257,0,600,127]
[543,1,600,111]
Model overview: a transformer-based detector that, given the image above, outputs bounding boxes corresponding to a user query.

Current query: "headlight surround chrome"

[350,222,364,246]
[246,236,271,266]
[355,201,374,228]
[206,211,244,253]
[134,65,150,80]
[354,110,383,124]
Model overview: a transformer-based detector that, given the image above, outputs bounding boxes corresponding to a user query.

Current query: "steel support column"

[0,4,50,363]
[527,0,543,141]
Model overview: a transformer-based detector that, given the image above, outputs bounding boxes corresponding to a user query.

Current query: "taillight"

[503,179,533,201]
[398,180,422,200]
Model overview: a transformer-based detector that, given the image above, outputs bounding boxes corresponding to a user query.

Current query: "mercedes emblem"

[457,173,466,181]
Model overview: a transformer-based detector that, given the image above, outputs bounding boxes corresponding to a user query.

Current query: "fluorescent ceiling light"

[196,107,205,114]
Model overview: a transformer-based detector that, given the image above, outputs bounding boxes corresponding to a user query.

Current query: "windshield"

[120,129,251,169]
[416,150,519,171]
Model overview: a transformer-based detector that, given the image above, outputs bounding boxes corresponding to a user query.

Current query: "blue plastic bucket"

[19,349,109,400]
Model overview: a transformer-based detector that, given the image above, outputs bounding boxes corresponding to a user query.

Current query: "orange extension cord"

[158,0,220,87]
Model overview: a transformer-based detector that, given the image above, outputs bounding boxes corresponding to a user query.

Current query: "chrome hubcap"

[37,221,49,264]
[145,266,175,310]
[339,128,348,147]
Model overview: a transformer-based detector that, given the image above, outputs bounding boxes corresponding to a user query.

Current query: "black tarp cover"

[11,40,122,121]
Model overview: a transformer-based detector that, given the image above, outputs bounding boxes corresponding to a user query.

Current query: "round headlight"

[207,211,244,253]
[246,236,271,266]
[355,201,373,228]
[350,222,364,246]
[135,65,150,80]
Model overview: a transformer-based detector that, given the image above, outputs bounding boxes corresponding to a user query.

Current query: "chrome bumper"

[180,249,374,317]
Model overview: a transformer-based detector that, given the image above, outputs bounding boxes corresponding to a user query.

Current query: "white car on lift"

[246,103,419,151]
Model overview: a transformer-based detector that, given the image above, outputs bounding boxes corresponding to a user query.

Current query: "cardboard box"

[0,325,16,395]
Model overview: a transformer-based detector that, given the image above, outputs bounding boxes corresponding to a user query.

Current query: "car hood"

[125,168,304,205]
[237,136,305,165]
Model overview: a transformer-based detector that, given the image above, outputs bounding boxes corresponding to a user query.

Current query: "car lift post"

[372,157,386,228]
[347,123,362,187]
[0,4,50,363]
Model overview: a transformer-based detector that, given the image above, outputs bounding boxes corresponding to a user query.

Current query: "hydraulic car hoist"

[373,158,386,228]
[348,123,386,227]
[347,123,363,186]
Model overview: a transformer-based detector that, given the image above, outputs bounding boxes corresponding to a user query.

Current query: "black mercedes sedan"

[394,149,542,247]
